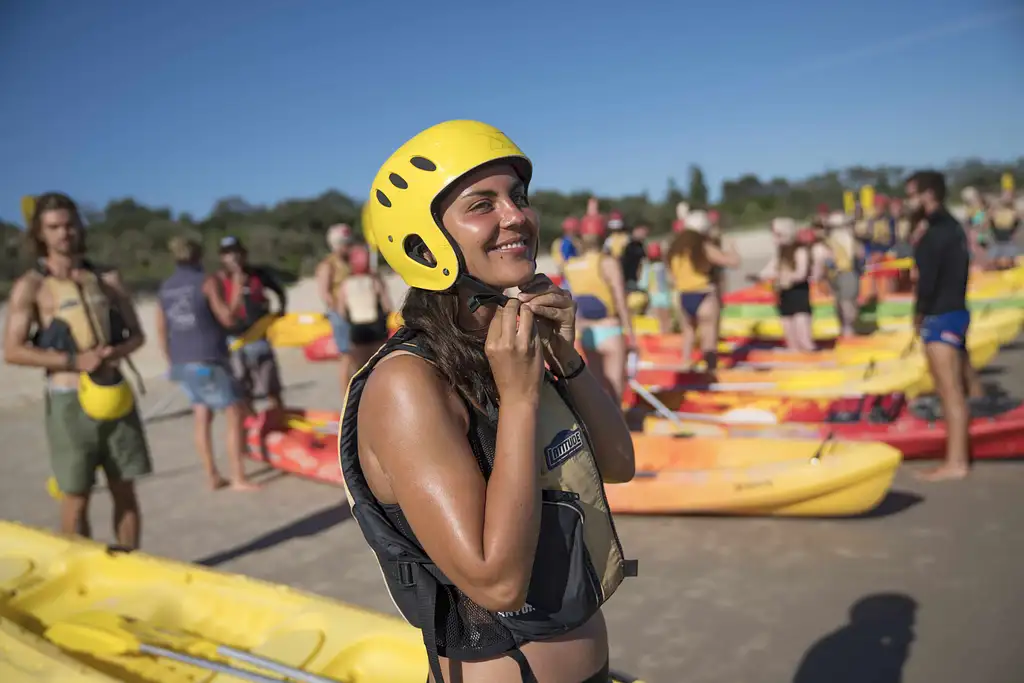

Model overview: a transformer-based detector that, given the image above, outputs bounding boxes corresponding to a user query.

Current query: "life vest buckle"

[397,561,416,587]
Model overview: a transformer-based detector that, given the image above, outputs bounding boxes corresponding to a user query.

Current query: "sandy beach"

[3,227,1022,682]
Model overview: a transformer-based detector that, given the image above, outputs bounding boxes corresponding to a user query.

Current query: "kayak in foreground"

[639,392,1024,460]
[245,408,898,517]
[0,522,647,683]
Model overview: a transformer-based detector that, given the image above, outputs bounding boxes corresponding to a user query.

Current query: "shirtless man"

[3,193,151,547]
[315,224,354,392]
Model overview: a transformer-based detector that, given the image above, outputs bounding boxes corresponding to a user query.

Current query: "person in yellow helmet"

[339,120,636,683]
[2,192,151,548]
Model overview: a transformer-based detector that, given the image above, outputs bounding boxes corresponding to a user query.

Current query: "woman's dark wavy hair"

[401,286,499,411]
[27,192,86,258]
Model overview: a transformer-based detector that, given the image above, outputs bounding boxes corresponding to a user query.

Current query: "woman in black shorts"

[758,217,815,351]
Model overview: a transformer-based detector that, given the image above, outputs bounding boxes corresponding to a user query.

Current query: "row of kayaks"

[0,522,647,683]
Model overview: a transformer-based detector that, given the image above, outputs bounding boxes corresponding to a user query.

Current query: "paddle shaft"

[218,645,338,683]
[137,643,285,683]
[628,378,690,432]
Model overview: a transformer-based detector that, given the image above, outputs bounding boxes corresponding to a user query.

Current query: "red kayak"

[244,408,342,485]
[639,392,1024,460]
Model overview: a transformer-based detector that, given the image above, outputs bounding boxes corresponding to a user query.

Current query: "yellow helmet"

[361,201,376,251]
[78,372,135,422]
[368,120,532,292]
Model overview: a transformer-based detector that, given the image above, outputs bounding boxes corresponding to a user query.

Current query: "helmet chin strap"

[457,273,510,313]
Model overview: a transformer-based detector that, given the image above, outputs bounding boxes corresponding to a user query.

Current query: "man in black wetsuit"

[905,170,982,481]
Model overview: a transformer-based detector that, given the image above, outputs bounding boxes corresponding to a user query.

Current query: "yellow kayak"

[0,522,645,683]
[265,313,332,348]
[610,435,902,516]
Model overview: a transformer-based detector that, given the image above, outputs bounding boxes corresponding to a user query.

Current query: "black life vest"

[338,327,637,683]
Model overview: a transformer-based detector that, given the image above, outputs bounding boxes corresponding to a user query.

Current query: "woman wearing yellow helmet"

[339,121,637,683]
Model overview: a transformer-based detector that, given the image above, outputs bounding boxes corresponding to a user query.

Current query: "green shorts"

[45,390,153,496]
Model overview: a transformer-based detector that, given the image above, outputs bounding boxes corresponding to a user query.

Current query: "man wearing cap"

[216,236,287,412]
[315,224,354,392]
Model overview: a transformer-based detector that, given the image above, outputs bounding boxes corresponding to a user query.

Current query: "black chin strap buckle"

[460,275,510,313]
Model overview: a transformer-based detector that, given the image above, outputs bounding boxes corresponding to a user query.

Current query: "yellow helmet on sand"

[361,201,376,251]
[78,372,135,422]
[367,120,533,294]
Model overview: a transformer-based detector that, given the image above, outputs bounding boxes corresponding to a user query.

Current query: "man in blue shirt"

[905,169,978,481]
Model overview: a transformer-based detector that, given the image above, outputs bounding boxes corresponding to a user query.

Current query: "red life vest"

[219,270,269,333]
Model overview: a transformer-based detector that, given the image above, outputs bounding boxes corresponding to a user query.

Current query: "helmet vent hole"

[389,173,408,190]
[409,156,437,172]
[403,235,436,268]
[375,190,392,208]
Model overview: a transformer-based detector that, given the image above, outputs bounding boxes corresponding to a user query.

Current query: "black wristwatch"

[561,355,586,381]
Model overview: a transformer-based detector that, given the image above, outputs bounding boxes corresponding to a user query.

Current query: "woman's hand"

[485,299,544,404]
[517,275,579,371]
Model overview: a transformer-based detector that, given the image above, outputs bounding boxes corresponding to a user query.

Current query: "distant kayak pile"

[237,263,1024,520]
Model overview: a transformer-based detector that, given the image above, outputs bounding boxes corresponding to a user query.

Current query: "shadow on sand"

[851,490,924,520]
[793,592,917,683]
[194,502,351,567]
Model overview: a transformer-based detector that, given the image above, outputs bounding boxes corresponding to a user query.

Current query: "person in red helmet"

[638,240,672,333]
[563,211,633,398]
[335,243,393,370]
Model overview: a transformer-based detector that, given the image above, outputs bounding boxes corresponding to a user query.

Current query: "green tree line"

[2,157,1019,298]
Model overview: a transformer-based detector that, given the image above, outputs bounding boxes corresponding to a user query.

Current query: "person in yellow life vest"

[315,224,354,393]
[986,190,1020,270]
[666,210,740,370]
[638,240,672,333]
[343,120,637,683]
[335,244,393,369]
[564,213,634,399]
[2,192,151,549]
[824,212,864,337]
[603,209,630,259]
[550,215,580,274]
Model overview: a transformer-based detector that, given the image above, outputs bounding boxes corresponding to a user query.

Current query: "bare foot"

[914,465,969,482]
[207,475,229,491]
[229,480,262,492]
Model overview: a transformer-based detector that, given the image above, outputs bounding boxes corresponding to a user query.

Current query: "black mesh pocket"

[435,583,516,660]
[499,489,602,642]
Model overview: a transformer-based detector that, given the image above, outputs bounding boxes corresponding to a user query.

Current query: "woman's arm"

[201,275,236,328]
[360,356,542,612]
[705,241,741,268]
[758,255,779,281]
[555,344,635,483]
[153,304,170,365]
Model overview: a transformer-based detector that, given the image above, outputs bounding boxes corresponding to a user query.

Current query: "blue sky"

[2,0,1022,223]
